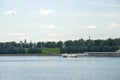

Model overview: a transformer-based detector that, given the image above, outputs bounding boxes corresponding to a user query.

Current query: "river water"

[0,56,120,80]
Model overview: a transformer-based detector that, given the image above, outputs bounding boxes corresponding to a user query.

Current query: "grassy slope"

[42,48,60,54]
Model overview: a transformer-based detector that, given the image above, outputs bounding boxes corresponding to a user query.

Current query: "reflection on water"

[0,56,120,80]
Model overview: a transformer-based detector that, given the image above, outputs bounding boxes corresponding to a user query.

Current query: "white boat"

[62,53,79,58]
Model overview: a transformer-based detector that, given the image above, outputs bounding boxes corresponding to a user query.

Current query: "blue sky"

[0,0,120,42]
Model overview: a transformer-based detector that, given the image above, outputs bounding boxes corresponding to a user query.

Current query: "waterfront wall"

[62,52,120,57]
[84,52,120,57]
[0,54,60,56]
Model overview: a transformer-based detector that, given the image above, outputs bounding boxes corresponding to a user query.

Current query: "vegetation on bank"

[42,48,60,54]
[0,38,120,54]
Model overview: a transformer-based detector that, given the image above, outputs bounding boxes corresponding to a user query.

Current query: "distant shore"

[0,54,61,56]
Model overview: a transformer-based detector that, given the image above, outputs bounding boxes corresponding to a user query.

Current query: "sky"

[0,0,120,42]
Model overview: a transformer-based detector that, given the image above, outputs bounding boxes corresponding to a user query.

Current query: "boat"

[62,53,79,58]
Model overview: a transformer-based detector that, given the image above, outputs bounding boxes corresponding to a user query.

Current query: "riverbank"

[0,54,61,56]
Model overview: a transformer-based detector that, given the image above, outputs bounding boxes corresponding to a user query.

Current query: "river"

[0,56,120,80]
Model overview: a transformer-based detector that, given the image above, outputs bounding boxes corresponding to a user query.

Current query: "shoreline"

[0,54,61,56]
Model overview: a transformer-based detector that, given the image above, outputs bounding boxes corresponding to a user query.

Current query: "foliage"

[61,38,120,53]
[0,38,120,54]
[42,48,60,54]
[28,48,42,54]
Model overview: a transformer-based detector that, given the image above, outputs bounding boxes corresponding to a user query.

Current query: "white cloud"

[37,32,58,42]
[94,13,120,18]
[17,36,29,41]
[1,32,27,40]
[2,32,25,37]
[3,10,17,16]
[37,38,46,42]
[48,25,56,29]
[110,23,119,26]
[34,9,56,15]
[48,33,57,37]
[48,38,57,41]
[116,34,119,36]
[108,26,118,29]
[0,32,29,42]
[47,32,57,41]
[71,12,120,18]
[13,8,20,11]
[97,3,120,8]
[107,23,120,29]
[7,33,25,37]
[85,25,96,29]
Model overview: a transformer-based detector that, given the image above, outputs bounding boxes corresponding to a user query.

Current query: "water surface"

[0,56,120,80]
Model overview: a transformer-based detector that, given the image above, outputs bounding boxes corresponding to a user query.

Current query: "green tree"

[56,41,63,48]
[37,42,42,48]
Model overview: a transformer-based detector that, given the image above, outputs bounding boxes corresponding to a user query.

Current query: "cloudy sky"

[0,0,120,42]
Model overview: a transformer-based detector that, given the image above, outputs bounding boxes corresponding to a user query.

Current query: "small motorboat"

[62,53,79,58]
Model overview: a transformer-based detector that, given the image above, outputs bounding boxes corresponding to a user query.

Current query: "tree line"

[0,38,120,54]
[61,38,120,53]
